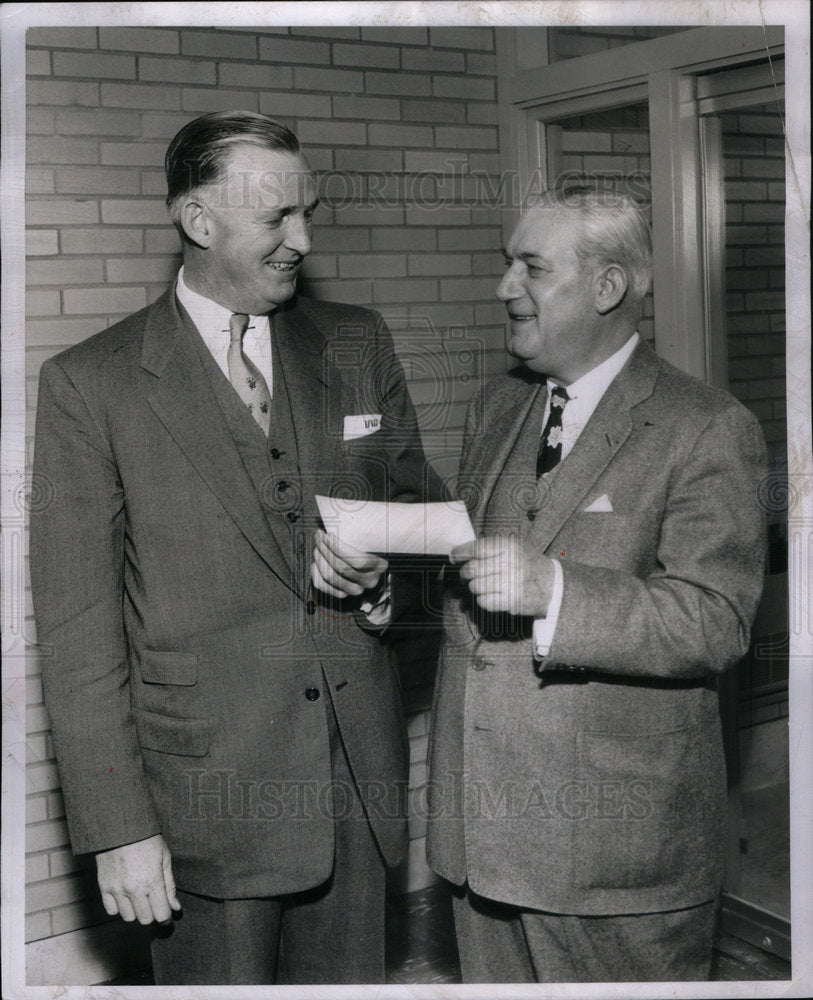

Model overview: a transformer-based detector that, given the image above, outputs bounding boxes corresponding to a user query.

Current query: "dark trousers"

[150,705,386,985]
[451,883,717,983]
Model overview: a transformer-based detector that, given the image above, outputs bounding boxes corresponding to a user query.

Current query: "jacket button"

[306,600,316,615]
[287,511,299,522]
[472,657,488,671]
[305,687,320,701]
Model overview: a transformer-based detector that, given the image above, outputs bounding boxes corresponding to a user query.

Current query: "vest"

[180,311,311,595]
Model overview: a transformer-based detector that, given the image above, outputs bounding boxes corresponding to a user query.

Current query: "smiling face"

[497,205,612,385]
[184,143,318,315]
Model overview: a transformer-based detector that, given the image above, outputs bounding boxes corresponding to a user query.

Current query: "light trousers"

[451,883,717,983]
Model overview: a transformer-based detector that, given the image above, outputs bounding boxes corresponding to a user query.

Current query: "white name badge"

[343,413,382,440]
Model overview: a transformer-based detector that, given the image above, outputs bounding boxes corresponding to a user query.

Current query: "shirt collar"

[175,267,269,342]
[548,332,639,404]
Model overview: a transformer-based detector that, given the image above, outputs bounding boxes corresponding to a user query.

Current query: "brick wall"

[24,23,509,970]
[721,105,789,772]
[722,106,786,449]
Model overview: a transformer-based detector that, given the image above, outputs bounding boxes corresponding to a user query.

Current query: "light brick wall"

[24,23,508,960]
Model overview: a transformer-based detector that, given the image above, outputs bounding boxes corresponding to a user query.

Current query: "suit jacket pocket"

[133,707,212,756]
[572,723,724,893]
[141,650,198,686]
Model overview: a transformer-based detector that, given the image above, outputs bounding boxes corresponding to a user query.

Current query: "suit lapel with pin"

[464,343,657,547]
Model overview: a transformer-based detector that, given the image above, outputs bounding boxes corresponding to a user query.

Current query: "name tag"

[343,413,382,440]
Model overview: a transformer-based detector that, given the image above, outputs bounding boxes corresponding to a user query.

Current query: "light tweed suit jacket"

[427,339,767,915]
[30,288,429,899]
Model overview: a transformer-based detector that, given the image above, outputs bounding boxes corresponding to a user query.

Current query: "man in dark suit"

[426,186,767,982]
[30,111,432,985]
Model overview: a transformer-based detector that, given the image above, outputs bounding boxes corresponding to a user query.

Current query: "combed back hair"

[165,110,300,222]
[531,185,653,300]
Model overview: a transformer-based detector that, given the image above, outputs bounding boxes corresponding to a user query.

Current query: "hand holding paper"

[311,530,388,600]
[451,535,555,617]
[315,496,475,557]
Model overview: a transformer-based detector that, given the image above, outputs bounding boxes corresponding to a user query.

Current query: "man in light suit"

[426,186,767,982]
[30,111,433,984]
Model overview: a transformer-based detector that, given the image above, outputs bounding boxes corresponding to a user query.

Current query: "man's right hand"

[96,833,181,925]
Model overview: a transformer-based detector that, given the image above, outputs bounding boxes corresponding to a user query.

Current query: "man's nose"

[284,214,312,256]
[496,264,521,302]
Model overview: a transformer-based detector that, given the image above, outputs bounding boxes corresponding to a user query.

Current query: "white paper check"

[315,496,475,555]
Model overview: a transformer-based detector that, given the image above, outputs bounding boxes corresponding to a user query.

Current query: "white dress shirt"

[533,333,639,657]
[175,267,273,396]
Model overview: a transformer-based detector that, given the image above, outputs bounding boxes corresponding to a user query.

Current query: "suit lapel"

[141,290,297,594]
[464,342,660,549]
[273,303,343,512]
[531,341,660,551]
[462,374,544,534]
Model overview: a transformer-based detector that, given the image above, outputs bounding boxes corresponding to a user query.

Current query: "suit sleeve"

[30,358,160,854]
[363,312,447,628]
[546,403,767,680]
[369,311,447,505]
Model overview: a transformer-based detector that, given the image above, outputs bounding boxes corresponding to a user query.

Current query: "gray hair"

[531,185,653,300]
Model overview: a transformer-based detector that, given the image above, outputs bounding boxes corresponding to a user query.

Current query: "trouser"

[150,703,386,985]
[451,883,717,983]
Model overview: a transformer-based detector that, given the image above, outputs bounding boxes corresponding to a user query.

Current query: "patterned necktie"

[226,313,271,436]
[536,385,570,477]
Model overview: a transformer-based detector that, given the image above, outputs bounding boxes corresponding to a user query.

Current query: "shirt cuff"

[359,574,392,626]
[532,559,563,659]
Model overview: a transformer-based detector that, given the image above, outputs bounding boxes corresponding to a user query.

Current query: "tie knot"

[550,386,569,409]
[229,313,249,343]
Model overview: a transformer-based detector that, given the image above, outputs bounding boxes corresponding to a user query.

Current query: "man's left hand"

[451,535,555,617]
[311,529,388,600]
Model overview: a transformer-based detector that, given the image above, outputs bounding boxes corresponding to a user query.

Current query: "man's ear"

[178,198,214,249]
[594,264,628,315]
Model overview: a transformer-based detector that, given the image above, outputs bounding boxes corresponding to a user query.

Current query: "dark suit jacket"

[426,340,767,915]
[30,288,429,899]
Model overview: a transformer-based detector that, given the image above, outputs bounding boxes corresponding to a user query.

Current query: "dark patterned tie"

[226,313,271,435]
[536,385,569,477]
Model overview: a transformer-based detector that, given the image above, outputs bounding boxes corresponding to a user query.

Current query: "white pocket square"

[583,494,613,512]
[343,413,382,441]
